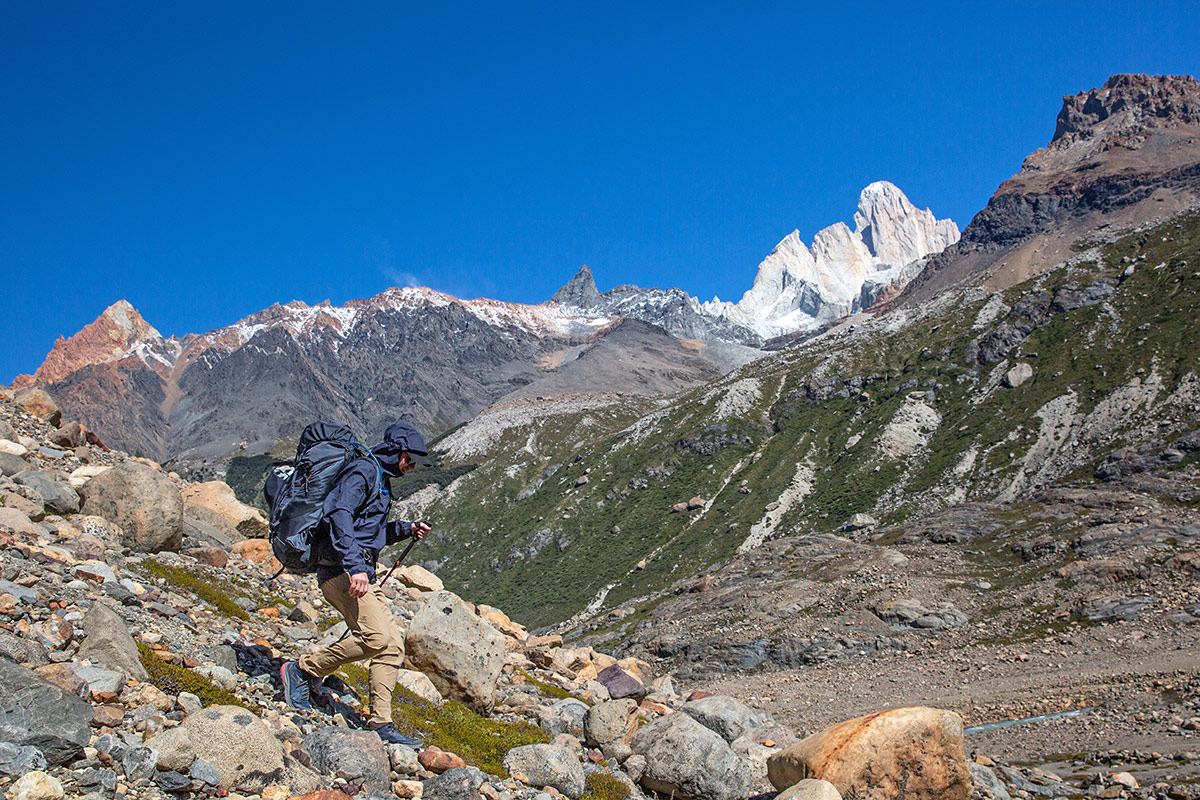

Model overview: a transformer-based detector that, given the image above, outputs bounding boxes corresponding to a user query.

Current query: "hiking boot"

[369,722,422,748]
[281,661,316,710]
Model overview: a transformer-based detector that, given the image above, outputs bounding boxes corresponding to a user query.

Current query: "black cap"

[379,421,432,466]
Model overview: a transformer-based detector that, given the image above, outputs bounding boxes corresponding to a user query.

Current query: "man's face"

[397,452,416,475]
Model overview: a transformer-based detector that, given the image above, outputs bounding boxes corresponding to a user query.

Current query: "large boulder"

[302,727,390,792]
[0,508,41,537]
[12,471,79,516]
[767,707,971,800]
[503,744,585,798]
[584,699,637,747]
[13,389,60,426]
[79,462,183,553]
[405,591,506,710]
[75,602,149,680]
[181,482,267,542]
[680,695,767,743]
[631,711,751,800]
[0,452,28,478]
[179,705,294,792]
[0,658,93,765]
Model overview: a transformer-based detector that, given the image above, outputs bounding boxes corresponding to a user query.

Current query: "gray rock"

[189,758,222,786]
[76,768,118,796]
[0,742,47,775]
[423,766,486,800]
[1003,363,1034,389]
[11,472,79,516]
[503,744,586,798]
[597,665,646,701]
[631,712,750,800]
[207,645,238,673]
[182,517,233,551]
[584,699,637,747]
[971,763,1012,800]
[777,778,842,800]
[302,727,389,792]
[843,513,877,531]
[73,666,125,695]
[405,591,506,710]
[387,743,421,776]
[154,771,193,793]
[551,698,589,732]
[0,452,27,478]
[0,580,39,606]
[193,666,235,690]
[75,602,149,681]
[0,631,50,666]
[79,462,183,553]
[93,734,128,761]
[178,705,288,792]
[680,695,766,743]
[146,726,195,772]
[121,746,158,781]
[0,657,93,765]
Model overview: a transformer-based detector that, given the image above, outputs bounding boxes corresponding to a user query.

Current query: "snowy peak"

[551,265,603,309]
[704,181,959,340]
[14,300,175,387]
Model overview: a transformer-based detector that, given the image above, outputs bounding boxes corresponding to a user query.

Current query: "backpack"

[265,420,384,573]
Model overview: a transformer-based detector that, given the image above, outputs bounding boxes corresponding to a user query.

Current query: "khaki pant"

[298,573,404,725]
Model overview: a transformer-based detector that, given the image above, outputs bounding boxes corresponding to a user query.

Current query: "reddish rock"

[48,422,84,448]
[418,747,467,773]
[686,691,713,701]
[231,538,273,564]
[13,388,61,426]
[288,792,353,800]
[91,704,125,727]
[185,547,229,568]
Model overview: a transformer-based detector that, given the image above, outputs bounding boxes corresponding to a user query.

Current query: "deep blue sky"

[3,2,1198,382]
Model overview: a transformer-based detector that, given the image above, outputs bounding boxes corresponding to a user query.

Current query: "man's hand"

[411,521,431,540]
[348,572,369,598]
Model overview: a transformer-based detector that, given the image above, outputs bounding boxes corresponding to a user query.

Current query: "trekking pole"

[330,522,428,644]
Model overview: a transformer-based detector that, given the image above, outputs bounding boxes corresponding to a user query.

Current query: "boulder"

[0,507,41,537]
[843,513,878,531]
[680,695,767,743]
[766,707,970,800]
[13,389,60,426]
[0,742,48,776]
[75,601,149,680]
[423,766,485,800]
[181,482,267,541]
[406,592,506,710]
[8,770,64,800]
[147,725,196,771]
[79,462,183,553]
[584,699,637,747]
[48,422,84,449]
[597,664,646,700]
[302,727,390,792]
[179,705,290,792]
[1,488,44,521]
[1003,363,1033,389]
[397,668,443,705]
[631,711,750,800]
[183,516,234,550]
[503,743,585,798]
[0,451,27,477]
[394,564,444,592]
[0,632,50,666]
[778,779,843,800]
[0,440,28,457]
[231,538,273,564]
[0,658,93,765]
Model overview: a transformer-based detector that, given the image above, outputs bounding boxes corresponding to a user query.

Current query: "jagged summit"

[1052,73,1200,144]
[12,300,171,389]
[551,265,602,309]
[703,181,959,338]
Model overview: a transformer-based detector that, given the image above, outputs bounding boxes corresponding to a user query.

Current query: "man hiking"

[281,420,432,747]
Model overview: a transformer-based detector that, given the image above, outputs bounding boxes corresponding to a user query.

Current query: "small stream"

[965,707,1096,735]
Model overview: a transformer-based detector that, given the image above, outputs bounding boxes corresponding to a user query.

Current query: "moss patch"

[517,670,579,702]
[337,666,549,776]
[137,643,253,710]
[140,560,250,620]
[581,772,631,800]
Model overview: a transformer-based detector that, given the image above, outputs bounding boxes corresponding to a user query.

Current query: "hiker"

[281,420,433,747]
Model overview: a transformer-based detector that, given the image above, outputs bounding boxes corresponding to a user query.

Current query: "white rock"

[68,465,111,488]
[0,439,29,457]
[1004,362,1034,388]
[9,771,64,800]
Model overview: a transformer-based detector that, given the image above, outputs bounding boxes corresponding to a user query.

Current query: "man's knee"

[359,628,392,655]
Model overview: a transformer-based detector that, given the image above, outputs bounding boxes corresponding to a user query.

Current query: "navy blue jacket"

[314,451,414,584]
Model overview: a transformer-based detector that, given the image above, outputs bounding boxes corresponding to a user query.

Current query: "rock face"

[181,481,267,540]
[0,659,93,765]
[12,389,61,426]
[75,602,150,680]
[767,707,971,800]
[905,74,1200,303]
[79,461,183,553]
[405,592,506,710]
[631,712,751,800]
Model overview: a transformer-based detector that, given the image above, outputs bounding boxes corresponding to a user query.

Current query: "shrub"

[582,772,630,800]
[140,560,250,621]
[137,643,253,711]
